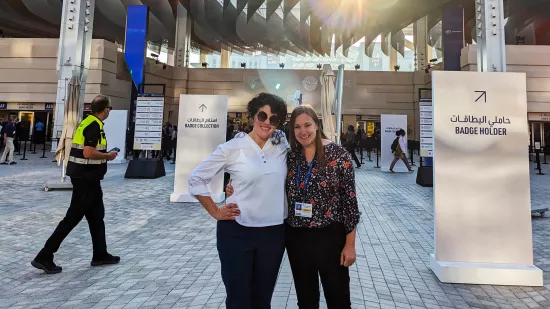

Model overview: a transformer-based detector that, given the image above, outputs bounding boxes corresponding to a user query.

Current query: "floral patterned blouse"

[286,143,360,234]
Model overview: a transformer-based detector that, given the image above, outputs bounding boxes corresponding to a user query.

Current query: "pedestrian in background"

[389,129,413,173]
[0,115,17,165]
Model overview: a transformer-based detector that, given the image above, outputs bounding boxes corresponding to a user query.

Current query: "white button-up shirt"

[398,136,408,154]
[188,131,288,227]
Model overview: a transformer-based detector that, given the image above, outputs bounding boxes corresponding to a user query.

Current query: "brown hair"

[289,105,327,166]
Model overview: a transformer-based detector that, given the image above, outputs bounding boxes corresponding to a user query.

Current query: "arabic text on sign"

[140,144,154,150]
[450,115,511,127]
[135,125,162,132]
[527,113,550,121]
[134,137,161,143]
[135,119,163,125]
[135,131,162,138]
[421,131,433,138]
[136,106,164,113]
[136,113,163,119]
[136,100,164,107]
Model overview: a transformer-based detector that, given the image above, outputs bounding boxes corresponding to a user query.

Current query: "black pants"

[346,147,361,167]
[39,178,107,260]
[217,220,285,309]
[286,223,351,309]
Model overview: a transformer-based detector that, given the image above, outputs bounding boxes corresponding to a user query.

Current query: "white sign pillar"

[103,110,128,164]
[431,71,543,286]
[52,0,95,151]
[380,114,408,172]
[475,0,506,72]
[171,95,228,203]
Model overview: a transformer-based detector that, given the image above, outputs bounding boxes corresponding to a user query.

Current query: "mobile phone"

[109,147,120,152]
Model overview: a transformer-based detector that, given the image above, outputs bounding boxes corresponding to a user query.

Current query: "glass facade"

[198,35,417,72]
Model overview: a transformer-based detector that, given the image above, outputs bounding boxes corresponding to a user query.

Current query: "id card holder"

[301,203,313,218]
[295,203,303,217]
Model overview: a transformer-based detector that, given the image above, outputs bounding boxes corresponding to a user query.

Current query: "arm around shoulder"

[338,149,360,234]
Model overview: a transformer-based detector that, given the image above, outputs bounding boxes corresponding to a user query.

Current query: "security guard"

[32,95,120,274]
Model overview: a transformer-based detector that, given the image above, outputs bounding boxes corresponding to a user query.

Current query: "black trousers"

[217,220,285,309]
[286,223,351,309]
[39,178,107,260]
[346,147,361,167]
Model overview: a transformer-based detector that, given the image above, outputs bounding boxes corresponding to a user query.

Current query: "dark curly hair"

[246,93,288,145]
[247,93,287,121]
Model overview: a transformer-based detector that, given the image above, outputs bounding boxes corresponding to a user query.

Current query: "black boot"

[31,251,62,274]
[91,252,120,266]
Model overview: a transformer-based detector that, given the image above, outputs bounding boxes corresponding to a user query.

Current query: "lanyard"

[296,161,314,202]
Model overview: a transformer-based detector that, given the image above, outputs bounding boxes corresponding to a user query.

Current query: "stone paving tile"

[0,151,550,309]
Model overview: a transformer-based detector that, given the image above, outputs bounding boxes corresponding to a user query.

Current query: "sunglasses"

[256,111,279,126]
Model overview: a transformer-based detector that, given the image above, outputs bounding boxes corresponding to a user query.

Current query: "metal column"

[475,0,506,72]
[334,64,344,146]
[175,3,192,68]
[52,0,95,151]
[414,17,428,71]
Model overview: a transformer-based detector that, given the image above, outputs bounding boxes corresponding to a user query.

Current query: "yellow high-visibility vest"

[67,115,107,165]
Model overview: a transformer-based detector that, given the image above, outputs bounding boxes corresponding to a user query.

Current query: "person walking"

[0,115,17,165]
[0,117,4,150]
[389,129,413,173]
[189,93,288,309]
[170,125,177,164]
[344,125,361,168]
[31,95,120,274]
[227,105,360,309]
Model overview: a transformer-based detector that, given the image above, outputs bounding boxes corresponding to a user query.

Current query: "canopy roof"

[1,0,549,56]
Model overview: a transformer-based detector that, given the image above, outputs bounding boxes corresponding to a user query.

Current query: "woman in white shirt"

[188,93,288,309]
[389,129,413,172]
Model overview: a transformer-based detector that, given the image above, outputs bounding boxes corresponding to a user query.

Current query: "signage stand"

[416,88,433,187]
[170,94,228,203]
[124,84,166,179]
[380,114,408,172]
[430,71,543,286]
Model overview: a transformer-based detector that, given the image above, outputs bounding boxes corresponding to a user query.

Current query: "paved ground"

[1,150,550,309]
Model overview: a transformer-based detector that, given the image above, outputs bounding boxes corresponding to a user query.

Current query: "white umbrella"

[55,76,81,183]
[320,64,336,142]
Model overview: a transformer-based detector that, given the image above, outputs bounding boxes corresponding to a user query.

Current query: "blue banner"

[442,5,464,71]
[124,5,149,90]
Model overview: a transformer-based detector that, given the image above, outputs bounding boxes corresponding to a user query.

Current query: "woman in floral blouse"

[227,105,360,309]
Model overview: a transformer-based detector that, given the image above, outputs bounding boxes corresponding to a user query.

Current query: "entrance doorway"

[18,111,34,141]
[530,122,549,148]
[356,121,366,132]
